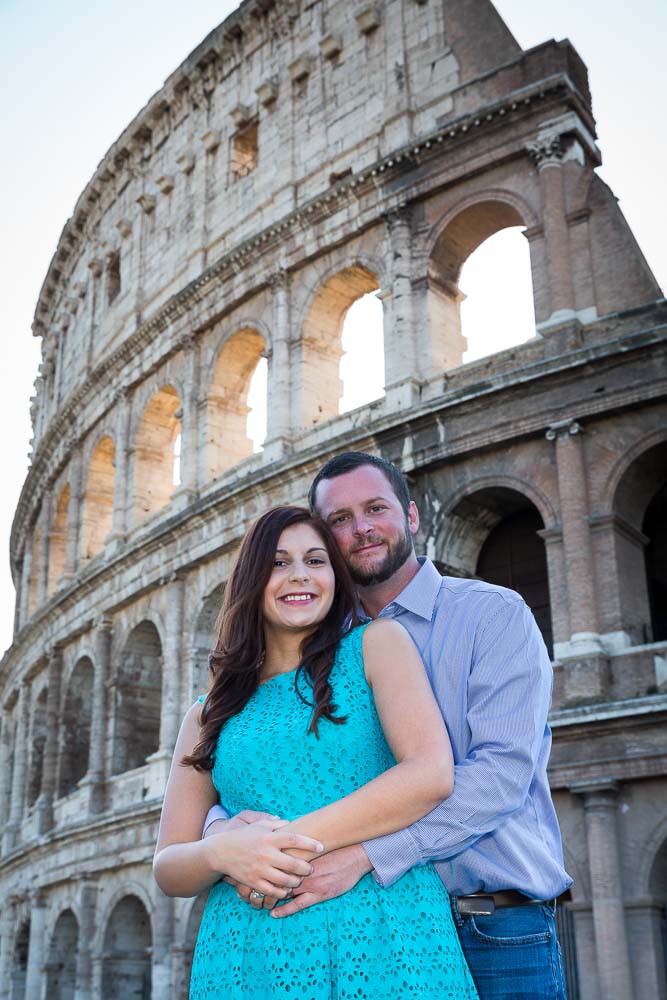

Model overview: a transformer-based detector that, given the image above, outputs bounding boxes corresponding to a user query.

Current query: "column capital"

[95,614,113,633]
[569,779,620,809]
[526,128,564,170]
[382,202,411,231]
[268,268,290,293]
[545,418,583,441]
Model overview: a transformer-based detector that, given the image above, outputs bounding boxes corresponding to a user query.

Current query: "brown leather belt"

[454,890,555,916]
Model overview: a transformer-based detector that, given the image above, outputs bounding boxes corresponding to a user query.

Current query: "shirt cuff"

[203,803,229,836]
[362,826,422,887]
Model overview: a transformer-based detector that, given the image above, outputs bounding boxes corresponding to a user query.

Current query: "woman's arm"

[153,703,324,897]
[284,619,453,857]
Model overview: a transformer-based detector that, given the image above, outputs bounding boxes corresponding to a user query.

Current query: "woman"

[154,506,478,999]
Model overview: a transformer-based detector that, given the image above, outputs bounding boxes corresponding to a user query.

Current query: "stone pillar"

[573,782,634,1000]
[74,878,98,1000]
[0,896,17,1000]
[176,334,200,500]
[25,890,47,1000]
[4,683,29,851]
[152,889,174,999]
[547,420,601,649]
[37,645,63,833]
[83,616,112,815]
[160,574,185,755]
[108,388,132,545]
[264,270,293,461]
[383,208,421,409]
[0,717,11,830]
[18,538,33,629]
[36,493,52,609]
[63,452,83,581]
[527,129,575,326]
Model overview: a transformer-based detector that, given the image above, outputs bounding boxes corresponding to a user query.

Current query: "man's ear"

[408,500,419,536]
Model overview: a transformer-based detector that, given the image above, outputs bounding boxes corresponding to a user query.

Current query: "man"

[206,451,571,999]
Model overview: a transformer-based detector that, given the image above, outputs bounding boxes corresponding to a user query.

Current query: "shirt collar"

[390,557,442,621]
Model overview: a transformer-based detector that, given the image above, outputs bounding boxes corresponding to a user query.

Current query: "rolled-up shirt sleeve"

[364,598,553,887]
[203,802,230,836]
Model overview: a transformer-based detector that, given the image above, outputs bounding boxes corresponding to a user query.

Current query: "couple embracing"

[154,451,571,999]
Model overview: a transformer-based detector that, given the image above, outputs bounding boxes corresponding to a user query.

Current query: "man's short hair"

[309,451,411,516]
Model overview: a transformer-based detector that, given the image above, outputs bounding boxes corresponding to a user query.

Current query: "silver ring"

[249,890,265,900]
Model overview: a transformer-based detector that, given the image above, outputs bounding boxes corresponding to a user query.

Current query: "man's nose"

[352,514,373,536]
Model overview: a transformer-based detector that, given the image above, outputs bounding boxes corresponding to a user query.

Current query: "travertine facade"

[2,1,666,997]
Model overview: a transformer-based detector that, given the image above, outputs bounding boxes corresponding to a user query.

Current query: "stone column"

[264,270,292,462]
[573,782,634,1000]
[546,420,601,649]
[18,538,33,629]
[4,682,30,851]
[36,493,52,609]
[176,333,201,500]
[527,129,575,326]
[0,718,11,830]
[83,616,112,815]
[159,573,185,755]
[25,890,47,1000]
[0,895,17,1000]
[74,878,98,1000]
[152,889,174,999]
[383,208,421,409]
[108,388,132,546]
[63,452,83,581]
[37,644,63,833]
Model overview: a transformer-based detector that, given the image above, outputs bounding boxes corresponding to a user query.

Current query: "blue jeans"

[451,899,567,999]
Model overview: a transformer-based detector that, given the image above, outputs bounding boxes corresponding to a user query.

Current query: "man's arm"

[364,598,553,886]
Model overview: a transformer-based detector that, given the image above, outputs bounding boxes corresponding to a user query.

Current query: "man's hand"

[270,844,372,918]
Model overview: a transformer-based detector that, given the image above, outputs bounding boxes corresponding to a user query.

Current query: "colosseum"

[2,0,665,997]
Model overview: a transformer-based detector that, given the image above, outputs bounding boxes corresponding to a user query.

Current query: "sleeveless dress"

[189,625,478,1000]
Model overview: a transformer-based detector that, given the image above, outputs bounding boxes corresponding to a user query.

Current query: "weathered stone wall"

[2,1,666,997]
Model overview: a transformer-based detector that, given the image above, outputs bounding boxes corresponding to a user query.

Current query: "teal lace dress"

[190,625,478,1000]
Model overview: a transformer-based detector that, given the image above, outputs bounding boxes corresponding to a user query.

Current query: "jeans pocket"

[467,912,552,947]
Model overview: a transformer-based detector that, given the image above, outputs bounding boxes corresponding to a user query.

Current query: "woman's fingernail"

[315,843,324,852]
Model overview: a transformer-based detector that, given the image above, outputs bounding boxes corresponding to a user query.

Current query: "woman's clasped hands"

[203,809,324,911]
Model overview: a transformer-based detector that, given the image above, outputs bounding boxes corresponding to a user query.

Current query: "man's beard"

[348,523,413,586]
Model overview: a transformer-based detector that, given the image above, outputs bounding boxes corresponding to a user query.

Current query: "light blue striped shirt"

[363,557,571,898]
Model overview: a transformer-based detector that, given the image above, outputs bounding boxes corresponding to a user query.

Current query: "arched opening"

[102,895,152,999]
[81,436,115,559]
[57,657,94,797]
[613,440,667,645]
[27,687,48,807]
[247,356,267,452]
[300,265,380,426]
[48,484,70,593]
[428,200,530,370]
[339,291,385,412]
[46,909,79,999]
[132,386,181,524]
[111,622,162,774]
[192,584,226,703]
[459,227,535,363]
[442,487,552,655]
[179,894,208,999]
[648,836,667,998]
[11,920,30,999]
[28,522,42,616]
[206,328,265,480]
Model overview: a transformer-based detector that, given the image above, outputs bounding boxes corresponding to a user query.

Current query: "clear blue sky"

[1,0,665,655]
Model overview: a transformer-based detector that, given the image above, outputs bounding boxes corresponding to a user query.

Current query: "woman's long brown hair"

[182,506,359,771]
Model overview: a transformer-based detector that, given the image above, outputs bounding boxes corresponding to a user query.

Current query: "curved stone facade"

[2,1,666,997]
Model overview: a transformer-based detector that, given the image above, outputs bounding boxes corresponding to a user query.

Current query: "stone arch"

[111,621,162,774]
[11,919,30,999]
[48,483,70,594]
[298,262,382,426]
[45,908,78,999]
[427,193,533,370]
[57,656,94,797]
[609,437,667,644]
[80,435,115,560]
[438,482,553,654]
[206,327,266,480]
[132,385,182,525]
[101,894,152,999]
[27,685,49,807]
[191,583,226,703]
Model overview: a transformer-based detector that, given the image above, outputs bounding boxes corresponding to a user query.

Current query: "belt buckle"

[457,895,496,916]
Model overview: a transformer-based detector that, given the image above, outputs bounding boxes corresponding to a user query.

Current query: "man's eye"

[331,514,348,525]
[369,506,386,513]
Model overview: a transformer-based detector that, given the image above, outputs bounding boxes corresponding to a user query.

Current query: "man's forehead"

[314,466,397,511]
